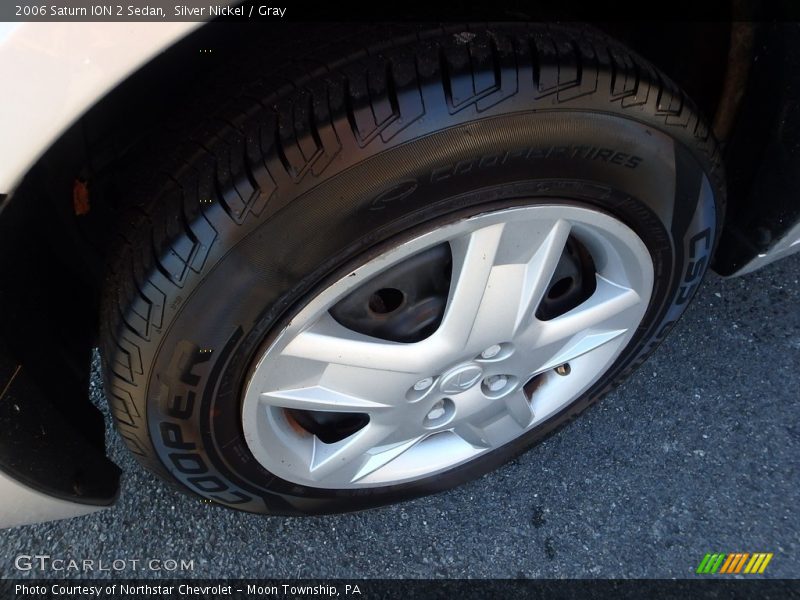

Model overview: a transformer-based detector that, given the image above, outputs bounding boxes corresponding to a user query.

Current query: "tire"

[101,23,724,515]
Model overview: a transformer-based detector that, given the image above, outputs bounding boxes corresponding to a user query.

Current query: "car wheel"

[101,23,723,514]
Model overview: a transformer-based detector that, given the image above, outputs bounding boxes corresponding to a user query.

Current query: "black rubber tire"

[100,23,724,515]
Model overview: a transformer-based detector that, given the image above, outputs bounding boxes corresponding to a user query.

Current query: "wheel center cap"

[439,363,484,394]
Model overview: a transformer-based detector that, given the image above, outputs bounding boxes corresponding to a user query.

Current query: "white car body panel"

[0,21,200,194]
[0,470,102,529]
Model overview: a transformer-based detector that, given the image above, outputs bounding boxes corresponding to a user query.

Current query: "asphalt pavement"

[1,254,798,579]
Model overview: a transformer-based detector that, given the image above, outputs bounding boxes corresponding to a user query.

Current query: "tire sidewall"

[143,111,719,514]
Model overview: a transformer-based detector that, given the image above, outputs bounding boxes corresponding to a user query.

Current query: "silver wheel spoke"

[260,360,421,412]
[435,223,506,350]
[260,386,391,413]
[283,313,441,374]
[531,275,642,350]
[504,389,536,429]
[437,219,572,352]
[535,328,628,374]
[512,218,573,334]
[350,435,427,483]
[452,422,492,449]
[308,423,402,483]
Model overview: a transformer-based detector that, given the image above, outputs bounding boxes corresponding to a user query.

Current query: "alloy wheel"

[241,204,654,488]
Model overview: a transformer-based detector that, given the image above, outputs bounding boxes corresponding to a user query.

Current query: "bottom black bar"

[1,579,799,600]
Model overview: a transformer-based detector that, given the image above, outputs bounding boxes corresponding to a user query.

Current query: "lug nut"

[426,402,446,421]
[484,375,509,392]
[413,377,434,391]
[481,344,502,359]
[555,363,571,376]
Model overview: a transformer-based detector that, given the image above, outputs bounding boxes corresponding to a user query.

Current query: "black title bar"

[3,0,800,23]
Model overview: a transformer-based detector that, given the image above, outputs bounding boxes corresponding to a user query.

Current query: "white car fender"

[0,21,201,194]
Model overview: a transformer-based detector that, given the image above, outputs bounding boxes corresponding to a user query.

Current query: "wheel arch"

[0,18,744,518]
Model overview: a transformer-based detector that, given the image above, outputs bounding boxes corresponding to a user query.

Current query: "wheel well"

[0,20,736,499]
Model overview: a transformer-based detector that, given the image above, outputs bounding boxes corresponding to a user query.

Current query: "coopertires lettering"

[157,342,250,505]
[431,146,642,182]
